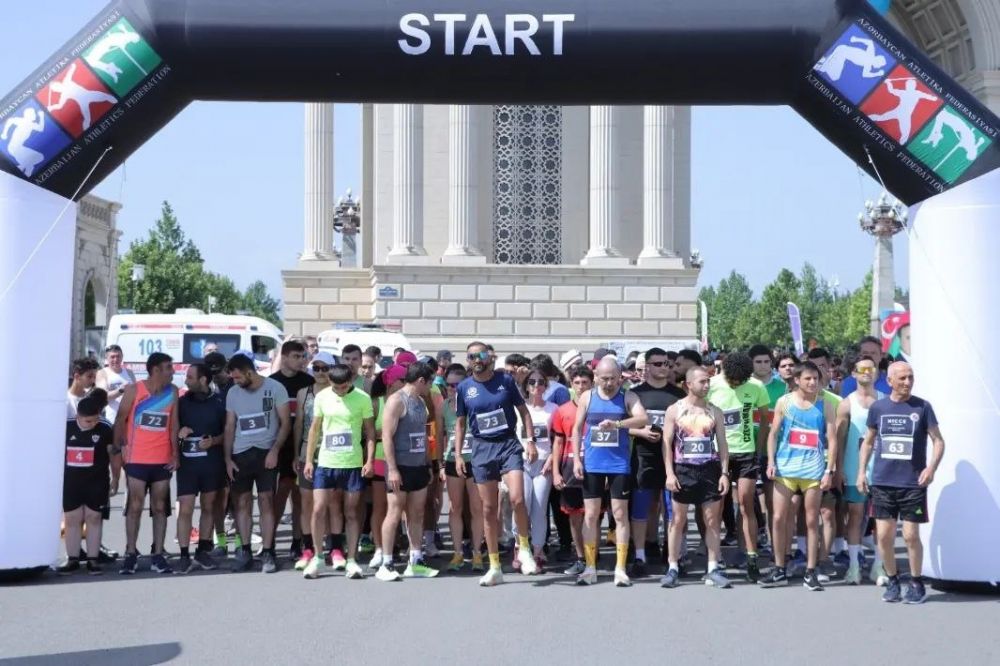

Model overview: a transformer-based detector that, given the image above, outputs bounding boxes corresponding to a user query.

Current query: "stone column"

[387,104,430,264]
[443,105,486,264]
[582,105,629,266]
[638,106,684,267]
[302,103,335,261]
[870,234,897,336]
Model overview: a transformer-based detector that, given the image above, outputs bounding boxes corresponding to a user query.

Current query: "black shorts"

[125,463,172,485]
[582,471,632,501]
[230,448,277,494]
[672,461,723,506]
[728,453,760,481]
[560,487,584,515]
[387,465,431,494]
[633,453,666,490]
[177,458,226,496]
[871,485,928,524]
[297,462,314,490]
[445,459,470,479]
[277,442,297,480]
[63,474,109,513]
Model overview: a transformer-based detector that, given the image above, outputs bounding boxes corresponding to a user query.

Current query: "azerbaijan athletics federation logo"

[0,18,162,179]
[814,23,993,184]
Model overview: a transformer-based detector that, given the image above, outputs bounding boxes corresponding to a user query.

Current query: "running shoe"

[210,545,228,560]
[376,564,402,582]
[358,534,376,554]
[193,550,218,571]
[85,560,103,576]
[295,548,315,572]
[520,550,539,575]
[789,550,807,577]
[345,560,365,579]
[404,561,439,578]
[802,570,825,591]
[614,568,632,587]
[231,549,254,573]
[882,577,902,603]
[368,550,385,571]
[576,566,597,586]
[758,567,789,588]
[462,540,473,561]
[833,550,851,569]
[627,559,647,579]
[261,551,278,574]
[479,567,504,587]
[660,568,680,588]
[448,553,465,572]
[56,560,81,576]
[471,554,485,573]
[303,556,322,579]
[563,560,586,576]
[176,555,193,574]
[746,554,760,583]
[704,569,732,589]
[150,553,174,575]
[97,545,118,563]
[903,579,927,604]
[845,562,862,585]
[118,551,139,575]
[330,549,347,570]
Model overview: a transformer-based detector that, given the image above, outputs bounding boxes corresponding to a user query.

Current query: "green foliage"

[703,265,879,353]
[118,201,281,326]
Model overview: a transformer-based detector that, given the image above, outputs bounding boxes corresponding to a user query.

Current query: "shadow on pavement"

[0,642,181,666]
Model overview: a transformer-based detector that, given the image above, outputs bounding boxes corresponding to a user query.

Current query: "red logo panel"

[36,59,118,138]
[859,65,943,145]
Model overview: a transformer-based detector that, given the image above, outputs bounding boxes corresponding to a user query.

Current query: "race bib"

[460,434,473,455]
[66,446,95,468]
[788,427,820,451]
[476,409,508,436]
[680,436,712,459]
[533,424,550,441]
[409,432,427,454]
[722,409,740,431]
[288,399,298,419]
[648,410,666,428]
[323,430,354,452]
[139,411,168,432]
[881,437,914,461]
[591,428,619,448]
[238,412,267,435]
[182,436,207,458]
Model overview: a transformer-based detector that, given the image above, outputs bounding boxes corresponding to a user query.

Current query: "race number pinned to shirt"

[476,409,508,436]
[409,433,427,454]
[182,436,207,458]
[139,411,168,432]
[648,410,666,428]
[591,428,619,448]
[533,424,550,442]
[323,430,354,452]
[879,415,915,461]
[66,446,95,468]
[788,427,820,451]
[460,433,473,455]
[680,436,712,460]
[723,409,741,431]
[238,412,267,435]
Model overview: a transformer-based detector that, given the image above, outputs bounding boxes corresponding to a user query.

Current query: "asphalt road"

[2,492,998,665]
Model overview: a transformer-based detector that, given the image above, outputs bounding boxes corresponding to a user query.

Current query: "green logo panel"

[83,18,162,97]
[908,107,993,184]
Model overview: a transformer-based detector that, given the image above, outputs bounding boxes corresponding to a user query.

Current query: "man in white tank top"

[97,344,135,494]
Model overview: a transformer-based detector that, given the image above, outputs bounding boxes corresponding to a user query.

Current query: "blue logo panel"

[814,24,896,105]
[0,99,72,178]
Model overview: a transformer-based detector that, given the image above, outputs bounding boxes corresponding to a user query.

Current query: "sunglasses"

[447,382,461,389]
[312,364,330,372]
[854,367,875,375]
[648,361,669,368]
[526,378,546,386]
[467,352,490,361]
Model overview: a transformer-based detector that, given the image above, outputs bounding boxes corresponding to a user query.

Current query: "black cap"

[436,350,453,362]
[204,352,227,373]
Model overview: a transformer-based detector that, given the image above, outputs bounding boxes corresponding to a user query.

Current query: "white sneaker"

[519,549,538,576]
[817,572,831,583]
[576,566,598,586]
[479,567,504,587]
[368,550,384,571]
[375,564,401,582]
[614,567,632,587]
[845,563,862,585]
[870,561,888,587]
[303,556,322,579]
[345,560,364,579]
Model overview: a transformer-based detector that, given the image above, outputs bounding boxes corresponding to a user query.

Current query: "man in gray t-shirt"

[223,354,290,573]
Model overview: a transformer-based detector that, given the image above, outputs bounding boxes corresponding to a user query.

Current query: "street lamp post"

[127,263,145,312]
[333,188,362,268]
[859,192,907,336]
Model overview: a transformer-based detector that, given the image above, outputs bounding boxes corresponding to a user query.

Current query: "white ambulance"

[105,309,283,386]
[317,323,414,368]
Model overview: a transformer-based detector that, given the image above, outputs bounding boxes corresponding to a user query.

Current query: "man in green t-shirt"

[707,352,769,581]
[303,364,375,580]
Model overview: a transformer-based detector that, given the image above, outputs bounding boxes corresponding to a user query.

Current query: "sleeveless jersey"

[392,392,429,467]
[776,397,827,481]
[672,401,719,465]
[126,382,176,465]
[374,396,386,461]
[844,391,884,485]
[583,390,630,474]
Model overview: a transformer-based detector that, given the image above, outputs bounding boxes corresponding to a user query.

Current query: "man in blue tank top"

[858,361,945,605]
[570,356,649,588]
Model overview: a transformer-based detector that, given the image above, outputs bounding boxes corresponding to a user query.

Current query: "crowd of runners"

[61,335,944,603]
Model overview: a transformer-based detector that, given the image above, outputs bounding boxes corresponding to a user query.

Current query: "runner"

[374,362,440,581]
[673,349,703,392]
[58,390,116,575]
[442,364,485,572]
[628,347,685,579]
[67,357,99,418]
[302,364,375,580]
[760,361,838,591]
[808,347,847,571]
[750,345,786,561]
[707,352,769,582]
[96,344,135,495]
[224,353,290,574]
[114,352,179,575]
[515,367,558,570]
[660,367,731,589]
[269,340,315,562]
[453,341,539,586]
[840,336,891,396]
[365,364,407,572]
[203,351,235,558]
[571,357,649,587]
[858,361,945,604]
[835,355,885,585]
[292,352,334,571]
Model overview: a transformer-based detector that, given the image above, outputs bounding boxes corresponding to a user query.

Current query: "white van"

[317,323,414,368]
[105,309,283,386]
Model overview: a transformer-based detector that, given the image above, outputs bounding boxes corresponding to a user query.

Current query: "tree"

[241,280,281,325]
[750,269,802,349]
[700,271,754,350]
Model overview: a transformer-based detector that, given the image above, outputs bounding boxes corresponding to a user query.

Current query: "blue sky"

[1,1,906,303]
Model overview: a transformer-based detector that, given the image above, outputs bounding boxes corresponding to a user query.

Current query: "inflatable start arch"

[2,0,999,585]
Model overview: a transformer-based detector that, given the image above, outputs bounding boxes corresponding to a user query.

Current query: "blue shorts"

[313,466,364,493]
[844,484,868,504]
[470,436,524,484]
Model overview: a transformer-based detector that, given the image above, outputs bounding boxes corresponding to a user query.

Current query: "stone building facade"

[72,194,122,359]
